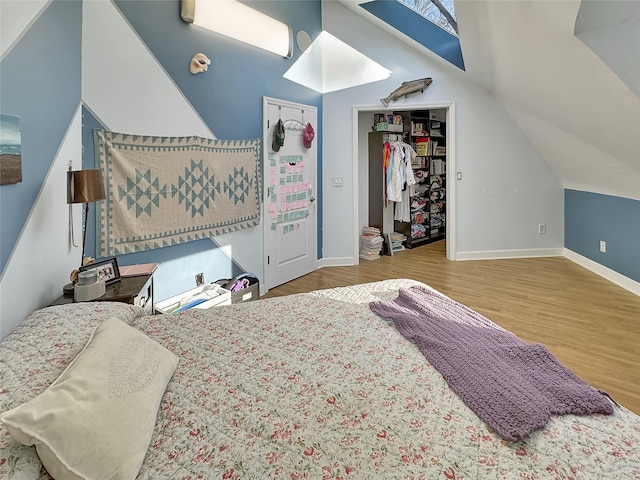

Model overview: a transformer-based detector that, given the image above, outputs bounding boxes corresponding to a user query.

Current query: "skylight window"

[283,31,391,93]
[397,0,458,37]
[359,0,464,70]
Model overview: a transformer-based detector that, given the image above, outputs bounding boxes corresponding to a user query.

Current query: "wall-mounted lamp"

[181,0,292,58]
[67,169,106,268]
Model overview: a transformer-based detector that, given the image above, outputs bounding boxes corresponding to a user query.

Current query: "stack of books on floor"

[387,232,407,255]
[360,226,384,260]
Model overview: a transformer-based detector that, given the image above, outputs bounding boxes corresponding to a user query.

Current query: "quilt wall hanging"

[94,129,261,257]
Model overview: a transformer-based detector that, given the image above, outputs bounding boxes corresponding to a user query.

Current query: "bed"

[1,279,639,479]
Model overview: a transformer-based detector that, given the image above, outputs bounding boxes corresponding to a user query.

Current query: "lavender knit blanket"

[369,286,613,441]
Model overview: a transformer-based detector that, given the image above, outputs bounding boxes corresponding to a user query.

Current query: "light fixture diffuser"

[181,0,292,58]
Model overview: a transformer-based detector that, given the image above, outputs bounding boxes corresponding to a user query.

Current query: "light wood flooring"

[263,241,640,415]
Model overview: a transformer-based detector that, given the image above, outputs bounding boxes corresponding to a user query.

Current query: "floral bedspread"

[1,279,639,479]
[0,302,148,479]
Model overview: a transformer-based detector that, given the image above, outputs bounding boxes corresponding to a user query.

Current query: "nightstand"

[50,274,154,314]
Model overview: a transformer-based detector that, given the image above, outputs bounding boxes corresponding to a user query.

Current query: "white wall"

[0,108,83,339]
[82,0,264,300]
[0,2,84,340]
[82,1,213,138]
[321,2,564,262]
[456,0,640,201]
[0,0,49,58]
[575,0,640,98]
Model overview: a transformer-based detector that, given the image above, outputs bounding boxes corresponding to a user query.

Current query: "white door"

[263,97,317,290]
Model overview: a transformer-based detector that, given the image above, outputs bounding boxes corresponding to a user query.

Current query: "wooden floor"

[264,241,640,414]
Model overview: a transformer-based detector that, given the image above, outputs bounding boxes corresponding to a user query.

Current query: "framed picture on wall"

[80,257,121,285]
[0,113,22,185]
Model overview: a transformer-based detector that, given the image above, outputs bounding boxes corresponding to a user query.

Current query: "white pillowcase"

[0,317,178,480]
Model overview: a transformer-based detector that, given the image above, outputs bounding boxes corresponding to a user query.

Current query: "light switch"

[333,176,344,187]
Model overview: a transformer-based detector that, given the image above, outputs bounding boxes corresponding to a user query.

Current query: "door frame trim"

[262,96,319,293]
[351,101,456,261]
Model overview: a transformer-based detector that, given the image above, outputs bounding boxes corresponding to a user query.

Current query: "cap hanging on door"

[303,122,315,148]
[272,119,285,152]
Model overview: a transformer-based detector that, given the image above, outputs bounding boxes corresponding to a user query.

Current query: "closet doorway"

[353,103,456,261]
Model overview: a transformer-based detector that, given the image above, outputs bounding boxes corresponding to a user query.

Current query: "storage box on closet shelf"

[415,137,430,156]
[375,122,403,132]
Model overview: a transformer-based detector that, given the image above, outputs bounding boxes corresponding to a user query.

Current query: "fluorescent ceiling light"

[181,0,292,58]
[283,31,391,93]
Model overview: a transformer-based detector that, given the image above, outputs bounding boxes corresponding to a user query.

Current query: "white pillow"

[0,317,178,480]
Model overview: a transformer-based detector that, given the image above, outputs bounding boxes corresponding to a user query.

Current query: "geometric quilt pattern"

[94,129,261,257]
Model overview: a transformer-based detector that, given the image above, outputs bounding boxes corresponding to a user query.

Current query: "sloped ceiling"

[340,0,640,200]
[575,0,639,97]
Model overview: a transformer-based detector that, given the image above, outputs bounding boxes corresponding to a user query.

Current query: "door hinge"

[267,255,270,265]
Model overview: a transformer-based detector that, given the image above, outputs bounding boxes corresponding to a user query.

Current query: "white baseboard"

[315,249,639,297]
[317,257,357,268]
[564,249,640,296]
[456,248,564,261]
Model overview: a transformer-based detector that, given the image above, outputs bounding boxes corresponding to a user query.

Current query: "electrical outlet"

[599,241,606,253]
[538,224,546,235]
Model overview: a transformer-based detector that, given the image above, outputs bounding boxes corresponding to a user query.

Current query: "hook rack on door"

[283,119,305,134]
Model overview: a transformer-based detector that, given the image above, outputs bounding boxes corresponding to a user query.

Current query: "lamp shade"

[67,170,106,204]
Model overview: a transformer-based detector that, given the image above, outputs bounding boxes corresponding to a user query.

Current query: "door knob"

[309,196,316,203]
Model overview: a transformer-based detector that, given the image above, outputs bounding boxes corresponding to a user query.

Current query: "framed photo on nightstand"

[80,257,121,285]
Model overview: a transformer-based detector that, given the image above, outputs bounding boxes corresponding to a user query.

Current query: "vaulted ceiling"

[341,0,640,200]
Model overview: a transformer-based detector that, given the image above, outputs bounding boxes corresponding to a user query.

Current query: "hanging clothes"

[384,141,417,223]
[382,141,392,204]
[393,143,416,222]
[387,142,405,202]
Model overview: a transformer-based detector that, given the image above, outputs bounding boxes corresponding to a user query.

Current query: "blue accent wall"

[0,0,82,274]
[112,0,321,140]
[82,106,245,297]
[105,0,323,264]
[360,0,464,70]
[565,189,640,282]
